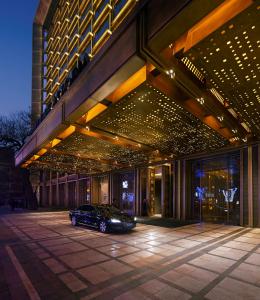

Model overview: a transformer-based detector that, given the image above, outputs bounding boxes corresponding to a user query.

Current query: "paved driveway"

[1,210,260,300]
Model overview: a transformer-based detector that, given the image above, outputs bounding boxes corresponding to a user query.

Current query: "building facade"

[17,0,260,227]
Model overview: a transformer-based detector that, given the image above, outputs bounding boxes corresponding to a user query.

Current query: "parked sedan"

[69,204,137,233]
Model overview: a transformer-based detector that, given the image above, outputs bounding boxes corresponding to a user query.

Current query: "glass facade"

[191,152,240,225]
[43,0,137,105]
[113,171,135,215]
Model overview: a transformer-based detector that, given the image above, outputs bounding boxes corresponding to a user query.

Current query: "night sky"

[0,0,39,116]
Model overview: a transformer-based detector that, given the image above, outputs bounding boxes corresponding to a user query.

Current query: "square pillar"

[109,173,113,205]
[56,172,59,207]
[248,146,253,227]
[240,149,244,226]
[134,168,141,216]
[75,175,80,207]
[176,160,181,220]
[65,174,69,207]
[42,170,47,207]
[49,170,52,207]
[258,145,260,227]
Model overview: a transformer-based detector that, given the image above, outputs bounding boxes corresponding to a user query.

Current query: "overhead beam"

[156,51,249,140]
[30,160,103,174]
[106,65,147,103]
[78,65,147,125]
[170,0,253,54]
[48,149,127,168]
[74,124,159,153]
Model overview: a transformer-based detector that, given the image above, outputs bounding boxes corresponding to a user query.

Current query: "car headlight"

[134,217,137,221]
[110,218,121,223]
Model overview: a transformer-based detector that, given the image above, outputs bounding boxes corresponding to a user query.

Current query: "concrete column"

[76,175,80,207]
[182,160,186,221]
[49,170,52,207]
[176,160,181,220]
[109,173,113,205]
[56,172,59,207]
[248,146,253,227]
[257,144,260,227]
[240,149,244,226]
[90,177,94,204]
[65,173,69,208]
[135,168,141,216]
[172,162,176,218]
[161,165,170,217]
[42,170,47,207]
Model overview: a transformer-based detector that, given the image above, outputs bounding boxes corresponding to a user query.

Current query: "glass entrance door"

[192,153,240,225]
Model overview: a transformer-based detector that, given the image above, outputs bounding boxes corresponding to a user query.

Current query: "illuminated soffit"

[90,83,228,155]
[180,3,260,136]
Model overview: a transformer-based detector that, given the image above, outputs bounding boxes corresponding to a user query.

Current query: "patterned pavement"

[1,211,260,300]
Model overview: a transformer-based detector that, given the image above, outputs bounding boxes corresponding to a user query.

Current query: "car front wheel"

[99,221,107,233]
[71,216,78,226]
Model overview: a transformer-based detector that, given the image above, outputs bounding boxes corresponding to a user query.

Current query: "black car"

[69,204,137,233]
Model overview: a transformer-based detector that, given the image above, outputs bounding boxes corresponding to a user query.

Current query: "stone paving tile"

[159,243,186,253]
[3,212,260,300]
[187,234,215,242]
[80,237,115,248]
[175,228,202,235]
[147,246,177,256]
[245,252,260,266]
[39,237,72,247]
[255,247,260,254]
[205,277,260,300]
[188,253,236,273]
[243,232,260,239]
[99,260,133,275]
[166,232,191,238]
[26,242,39,250]
[146,240,162,246]
[78,260,133,284]
[70,233,99,241]
[59,272,87,292]
[170,239,202,249]
[119,250,163,267]
[200,231,225,238]
[97,243,139,257]
[59,249,110,269]
[160,263,218,293]
[114,289,151,300]
[78,265,112,284]
[43,258,67,274]
[126,238,151,246]
[133,243,154,250]
[230,262,260,285]
[116,279,191,300]
[37,251,50,259]
[32,248,46,255]
[234,236,260,245]
[147,245,185,256]
[223,240,255,251]
[45,241,87,256]
[209,246,248,260]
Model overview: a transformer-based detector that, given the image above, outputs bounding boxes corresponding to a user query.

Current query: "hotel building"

[17,0,260,227]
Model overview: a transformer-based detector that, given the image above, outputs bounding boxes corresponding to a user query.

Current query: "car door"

[78,205,88,224]
[84,205,96,226]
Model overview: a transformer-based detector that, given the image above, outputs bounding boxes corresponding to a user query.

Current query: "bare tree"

[0,110,31,152]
